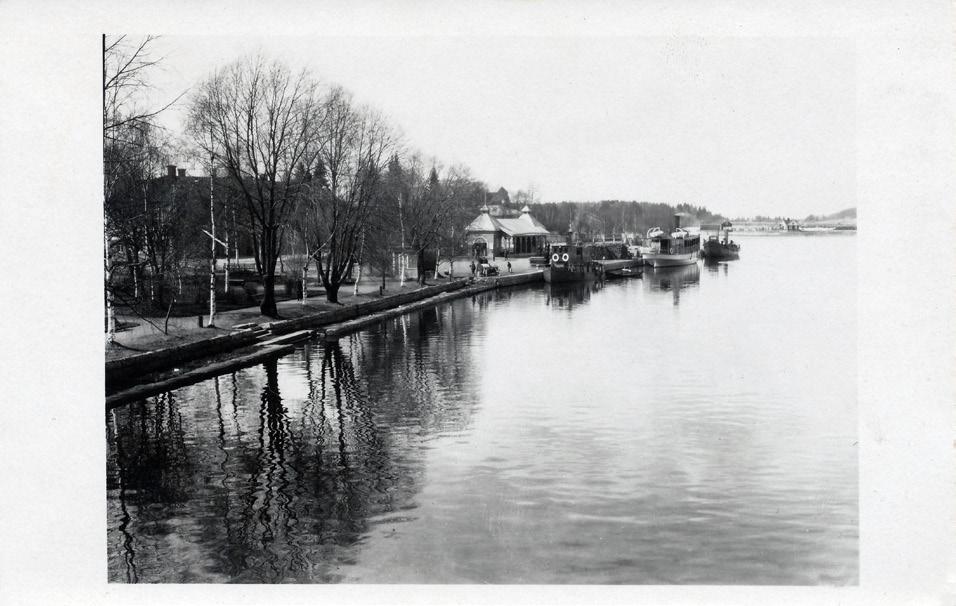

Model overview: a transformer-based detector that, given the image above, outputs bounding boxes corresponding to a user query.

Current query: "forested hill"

[525,201,727,238]
[804,208,856,222]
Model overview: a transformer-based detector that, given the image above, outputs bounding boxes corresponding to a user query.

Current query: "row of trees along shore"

[103,36,483,339]
[103,36,726,341]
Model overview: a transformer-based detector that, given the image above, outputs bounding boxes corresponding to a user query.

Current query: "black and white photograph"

[1,2,953,605]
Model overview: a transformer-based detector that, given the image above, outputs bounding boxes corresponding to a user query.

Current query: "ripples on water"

[107,234,857,584]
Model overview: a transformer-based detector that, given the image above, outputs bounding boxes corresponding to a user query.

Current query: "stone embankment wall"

[106,273,542,391]
[262,279,470,335]
[321,271,543,340]
[106,330,259,385]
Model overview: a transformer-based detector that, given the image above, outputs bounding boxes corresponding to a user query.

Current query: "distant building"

[483,188,515,217]
[777,218,802,231]
[464,205,553,257]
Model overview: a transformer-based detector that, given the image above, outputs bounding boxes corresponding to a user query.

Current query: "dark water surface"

[107,234,857,584]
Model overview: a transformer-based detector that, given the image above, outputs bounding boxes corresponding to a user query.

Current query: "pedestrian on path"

[507,261,512,273]
[470,261,476,276]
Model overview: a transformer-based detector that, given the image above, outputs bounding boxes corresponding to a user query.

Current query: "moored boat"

[700,221,740,261]
[640,215,701,268]
[601,258,644,278]
[543,243,603,283]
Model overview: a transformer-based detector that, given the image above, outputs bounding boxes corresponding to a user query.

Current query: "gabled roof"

[465,205,554,236]
[522,212,548,230]
[464,211,498,233]
[494,217,551,236]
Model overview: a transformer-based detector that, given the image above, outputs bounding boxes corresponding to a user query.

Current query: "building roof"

[494,217,552,236]
[464,211,499,233]
[521,211,549,231]
[465,206,552,237]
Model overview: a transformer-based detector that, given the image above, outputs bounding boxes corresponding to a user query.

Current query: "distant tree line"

[802,208,856,223]
[524,200,727,240]
[733,207,857,224]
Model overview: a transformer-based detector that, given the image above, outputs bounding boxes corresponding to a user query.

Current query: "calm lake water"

[107,233,858,584]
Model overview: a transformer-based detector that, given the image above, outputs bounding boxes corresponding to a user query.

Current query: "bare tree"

[437,166,485,277]
[103,34,184,341]
[392,156,462,286]
[299,89,396,304]
[187,55,322,317]
[107,126,206,311]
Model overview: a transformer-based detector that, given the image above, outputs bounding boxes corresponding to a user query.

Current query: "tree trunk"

[417,249,426,286]
[208,161,217,326]
[302,265,308,304]
[105,232,115,342]
[258,227,280,317]
[261,271,278,317]
[153,271,166,308]
[223,252,230,295]
[326,282,340,304]
[353,231,365,297]
[301,243,310,304]
[208,254,217,326]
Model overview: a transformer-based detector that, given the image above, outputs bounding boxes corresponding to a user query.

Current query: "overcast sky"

[146,35,855,219]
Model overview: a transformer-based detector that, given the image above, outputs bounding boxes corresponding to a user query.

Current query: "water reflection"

[703,258,731,276]
[107,237,857,584]
[645,263,701,306]
[107,304,482,583]
[544,281,604,310]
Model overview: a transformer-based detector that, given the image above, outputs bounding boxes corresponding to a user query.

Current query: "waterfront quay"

[107,234,858,584]
[106,256,546,401]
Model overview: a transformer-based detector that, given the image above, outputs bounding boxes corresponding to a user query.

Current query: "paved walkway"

[107,255,539,360]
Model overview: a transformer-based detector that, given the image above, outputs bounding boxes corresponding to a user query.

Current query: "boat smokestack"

[566,230,574,245]
[674,214,681,229]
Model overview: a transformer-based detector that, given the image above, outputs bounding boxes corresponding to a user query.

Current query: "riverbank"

[106,256,543,392]
[108,255,535,358]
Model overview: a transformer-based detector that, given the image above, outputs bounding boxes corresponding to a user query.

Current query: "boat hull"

[642,253,698,268]
[543,267,597,283]
[597,258,643,278]
[544,261,608,283]
[701,240,740,261]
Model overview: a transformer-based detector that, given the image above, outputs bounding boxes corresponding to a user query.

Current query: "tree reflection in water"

[107,302,482,583]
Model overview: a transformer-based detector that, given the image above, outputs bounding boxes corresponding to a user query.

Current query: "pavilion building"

[463,205,554,258]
